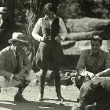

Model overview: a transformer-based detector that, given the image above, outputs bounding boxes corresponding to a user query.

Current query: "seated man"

[75,77,110,110]
[75,35,110,89]
[0,32,35,102]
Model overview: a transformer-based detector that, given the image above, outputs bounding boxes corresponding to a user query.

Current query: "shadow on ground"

[0,85,79,110]
[0,100,73,110]
[44,98,77,103]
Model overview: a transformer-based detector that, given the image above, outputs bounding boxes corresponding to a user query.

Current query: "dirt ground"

[0,83,79,110]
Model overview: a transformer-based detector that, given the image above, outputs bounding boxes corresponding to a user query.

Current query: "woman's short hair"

[43,3,57,15]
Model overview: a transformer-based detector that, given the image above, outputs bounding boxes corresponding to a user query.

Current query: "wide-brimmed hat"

[0,7,8,14]
[8,32,28,44]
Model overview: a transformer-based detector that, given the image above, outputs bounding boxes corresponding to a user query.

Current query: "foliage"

[57,0,110,19]
[13,0,110,33]
[1,0,110,70]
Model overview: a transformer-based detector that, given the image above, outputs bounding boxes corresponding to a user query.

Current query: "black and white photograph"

[0,0,110,110]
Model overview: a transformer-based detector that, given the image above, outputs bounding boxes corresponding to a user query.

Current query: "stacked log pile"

[61,17,110,69]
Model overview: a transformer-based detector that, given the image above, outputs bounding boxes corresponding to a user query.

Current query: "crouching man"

[0,32,34,102]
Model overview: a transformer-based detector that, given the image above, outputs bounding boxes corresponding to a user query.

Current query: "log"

[64,30,103,40]
[66,17,110,32]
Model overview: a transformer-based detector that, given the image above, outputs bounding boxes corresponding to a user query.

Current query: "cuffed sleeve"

[59,18,67,40]
[10,74,14,80]
[32,18,42,42]
[96,68,110,77]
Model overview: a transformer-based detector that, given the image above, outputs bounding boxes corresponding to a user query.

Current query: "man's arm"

[57,18,68,42]
[32,18,42,42]
[76,50,87,74]
[21,49,32,74]
[0,49,27,81]
[96,52,110,77]
[0,51,13,80]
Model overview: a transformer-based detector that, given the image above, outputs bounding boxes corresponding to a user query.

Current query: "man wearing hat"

[0,32,34,102]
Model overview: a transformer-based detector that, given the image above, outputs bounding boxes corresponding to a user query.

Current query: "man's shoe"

[38,93,44,101]
[77,98,80,103]
[14,94,29,103]
[57,96,64,101]
[38,97,44,101]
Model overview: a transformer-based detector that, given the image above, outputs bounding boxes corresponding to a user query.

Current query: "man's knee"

[0,76,6,87]
[75,74,85,89]
[39,69,47,76]
[0,76,6,81]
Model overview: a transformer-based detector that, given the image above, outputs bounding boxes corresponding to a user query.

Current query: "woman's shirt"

[32,16,67,42]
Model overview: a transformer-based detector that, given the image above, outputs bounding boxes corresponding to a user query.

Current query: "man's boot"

[38,93,44,101]
[55,74,64,101]
[56,91,64,101]
[14,94,28,102]
[38,72,46,101]
[14,83,28,102]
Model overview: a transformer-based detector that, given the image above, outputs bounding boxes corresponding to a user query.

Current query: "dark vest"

[42,17,60,40]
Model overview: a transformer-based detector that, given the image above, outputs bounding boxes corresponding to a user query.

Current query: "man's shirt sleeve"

[59,18,67,40]
[96,51,110,76]
[32,18,42,42]
[105,51,110,69]
[0,50,13,80]
[22,49,32,73]
[77,50,87,74]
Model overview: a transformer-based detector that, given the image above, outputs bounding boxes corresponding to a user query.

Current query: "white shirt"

[32,16,67,42]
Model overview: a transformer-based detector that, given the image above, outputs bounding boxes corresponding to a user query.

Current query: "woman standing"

[32,3,67,101]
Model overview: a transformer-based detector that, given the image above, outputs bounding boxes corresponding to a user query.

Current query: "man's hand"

[18,69,28,78]
[12,74,24,82]
[81,71,95,82]
[80,70,94,79]
[40,36,47,41]
[55,36,63,42]
[86,71,94,79]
